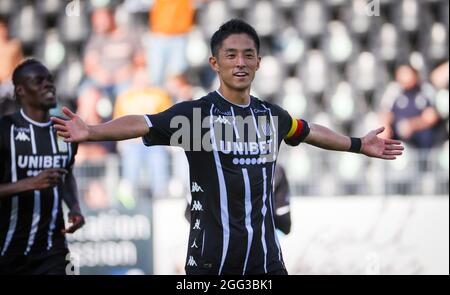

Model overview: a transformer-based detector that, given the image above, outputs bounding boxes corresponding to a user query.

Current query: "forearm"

[0,179,34,200]
[407,108,440,133]
[88,115,149,141]
[304,123,352,152]
[62,173,81,214]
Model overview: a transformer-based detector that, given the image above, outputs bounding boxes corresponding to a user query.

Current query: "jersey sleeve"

[142,101,196,148]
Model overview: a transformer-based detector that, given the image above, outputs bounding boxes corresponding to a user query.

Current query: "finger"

[62,107,77,119]
[374,126,385,135]
[46,168,68,174]
[57,131,70,138]
[385,139,402,145]
[385,145,405,151]
[380,155,397,160]
[50,117,68,126]
[53,124,68,132]
[383,150,403,156]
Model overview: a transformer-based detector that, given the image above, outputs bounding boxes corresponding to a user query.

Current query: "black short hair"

[0,16,7,26]
[210,19,260,57]
[12,58,44,87]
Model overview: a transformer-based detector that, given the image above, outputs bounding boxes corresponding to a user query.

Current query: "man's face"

[209,33,261,92]
[396,66,418,90]
[16,64,57,110]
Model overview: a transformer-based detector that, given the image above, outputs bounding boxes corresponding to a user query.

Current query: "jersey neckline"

[215,90,252,108]
[20,109,52,127]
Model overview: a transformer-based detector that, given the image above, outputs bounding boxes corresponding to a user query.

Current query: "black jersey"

[143,91,309,275]
[0,110,77,257]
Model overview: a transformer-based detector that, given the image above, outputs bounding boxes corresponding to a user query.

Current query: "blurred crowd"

[0,0,448,204]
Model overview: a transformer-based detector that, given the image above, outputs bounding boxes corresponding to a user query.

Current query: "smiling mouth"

[233,73,248,77]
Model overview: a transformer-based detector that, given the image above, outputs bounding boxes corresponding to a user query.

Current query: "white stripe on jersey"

[269,164,282,261]
[250,109,262,139]
[47,187,59,250]
[260,167,268,273]
[24,191,41,255]
[1,125,19,256]
[210,104,230,275]
[143,115,153,128]
[24,126,40,255]
[201,230,205,257]
[29,124,36,154]
[262,105,277,161]
[230,106,241,139]
[47,127,59,250]
[49,127,57,154]
[242,168,254,275]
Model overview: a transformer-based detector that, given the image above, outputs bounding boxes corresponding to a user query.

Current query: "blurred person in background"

[430,61,449,90]
[76,5,146,160]
[52,19,404,275]
[113,68,172,201]
[379,64,447,149]
[0,17,23,117]
[0,60,84,274]
[145,0,198,88]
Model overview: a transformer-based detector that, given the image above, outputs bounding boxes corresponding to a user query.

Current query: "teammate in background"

[0,59,85,275]
[52,20,404,275]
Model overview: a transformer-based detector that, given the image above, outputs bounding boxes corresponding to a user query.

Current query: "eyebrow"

[224,48,256,53]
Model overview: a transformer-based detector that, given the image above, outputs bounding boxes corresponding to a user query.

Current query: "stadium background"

[0,0,448,274]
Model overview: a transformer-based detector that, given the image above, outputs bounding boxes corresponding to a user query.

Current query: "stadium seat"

[246,0,280,38]
[10,5,44,46]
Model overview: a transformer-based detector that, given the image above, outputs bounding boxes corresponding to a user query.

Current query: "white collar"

[216,90,251,108]
[20,109,52,127]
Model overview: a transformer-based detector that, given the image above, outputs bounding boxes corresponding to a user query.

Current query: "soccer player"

[0,59,85,275]
[52,20,404,275]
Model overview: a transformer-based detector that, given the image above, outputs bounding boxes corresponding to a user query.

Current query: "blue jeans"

[144,33,189,87]
[121,142,170,198]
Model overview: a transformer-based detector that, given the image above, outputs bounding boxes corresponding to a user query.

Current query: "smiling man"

[51,20,404,275]
[0,59,85,274]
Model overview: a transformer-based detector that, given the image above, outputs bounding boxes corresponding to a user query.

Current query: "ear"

[209,56,220,73]
[16,85,25,97]
[256,56,261,71]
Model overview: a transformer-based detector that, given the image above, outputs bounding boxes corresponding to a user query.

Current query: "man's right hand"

[51,107,90,143]
[26,168,68,191]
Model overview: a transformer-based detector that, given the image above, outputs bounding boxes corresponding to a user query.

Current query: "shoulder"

[0,113,17,128]
[257,98,290,117]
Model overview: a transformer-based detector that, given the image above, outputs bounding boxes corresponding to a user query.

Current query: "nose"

[236,54,246,68]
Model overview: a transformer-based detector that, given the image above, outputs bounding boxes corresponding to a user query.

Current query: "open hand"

[361,127,404,160]
[51,107,90,143]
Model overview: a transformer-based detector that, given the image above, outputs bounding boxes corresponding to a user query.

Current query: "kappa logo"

[193,219,201,230]
[215,115,231,125]
[190,239,199,249]
[187,256,197,267]
[191,182,204,193]
[191,201,204,211]
[15,131,31,142]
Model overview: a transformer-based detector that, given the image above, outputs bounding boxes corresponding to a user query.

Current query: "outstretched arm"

[51,107,149,143]
[304,123,404,160]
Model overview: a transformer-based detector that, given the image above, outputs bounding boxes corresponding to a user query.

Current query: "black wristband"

[349,137,362,153]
